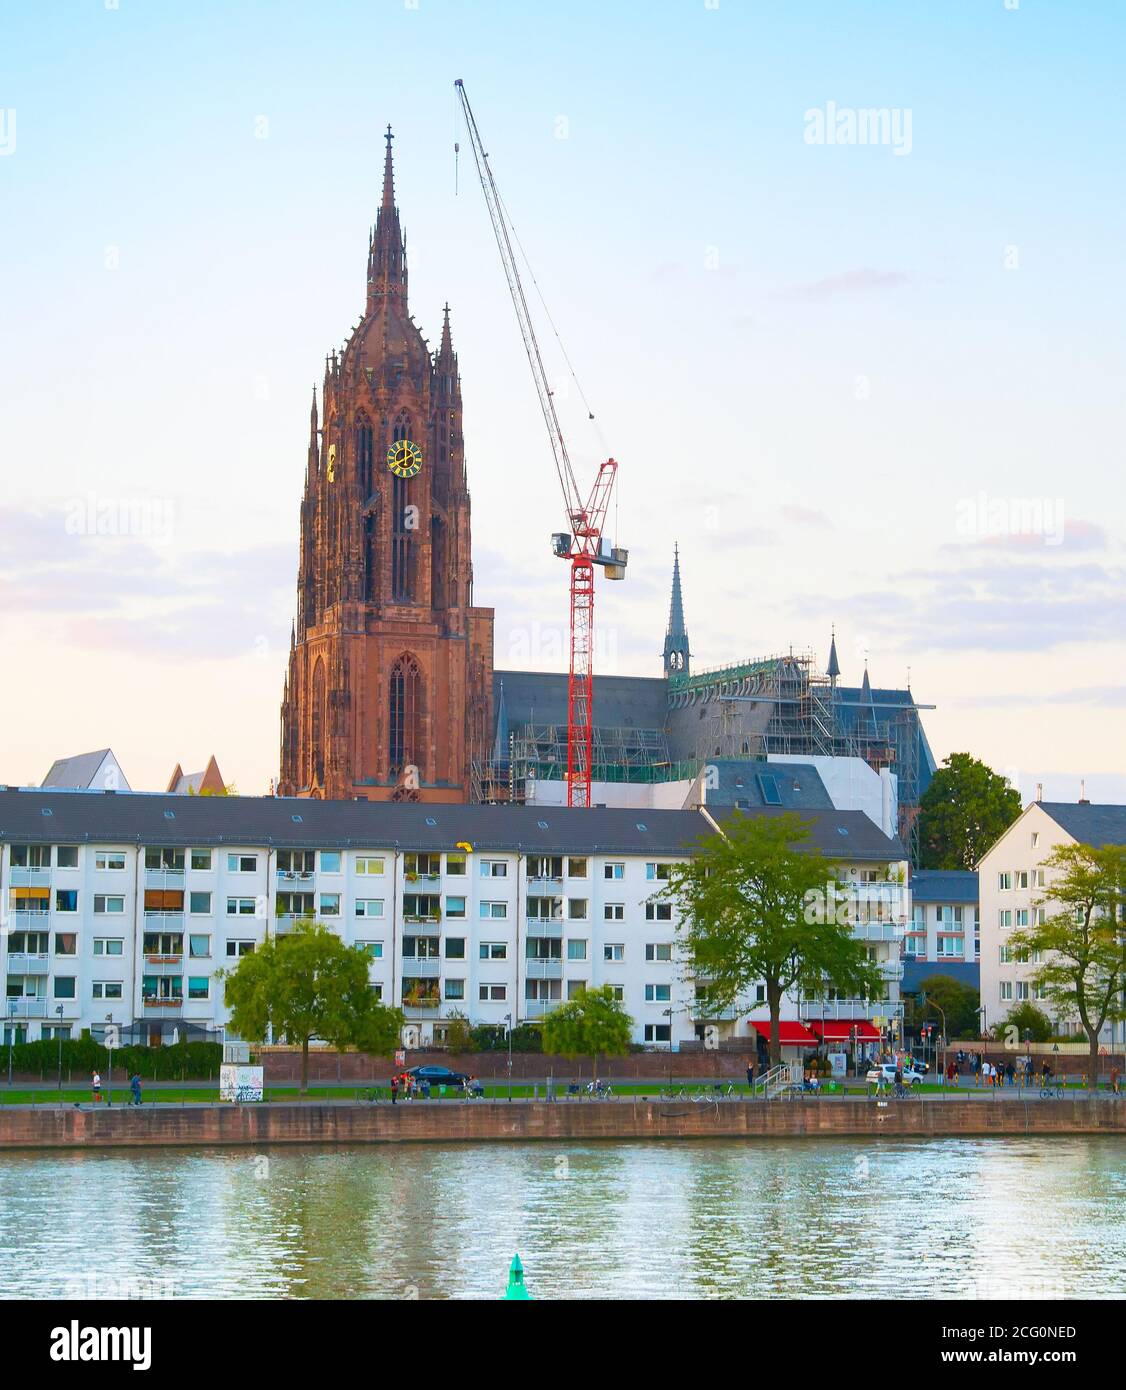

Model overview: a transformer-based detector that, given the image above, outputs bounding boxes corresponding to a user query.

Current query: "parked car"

[866,1062,926,1087]
[407,1064,470,1087]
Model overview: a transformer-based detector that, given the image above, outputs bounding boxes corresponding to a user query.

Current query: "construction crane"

[455,79,627,809]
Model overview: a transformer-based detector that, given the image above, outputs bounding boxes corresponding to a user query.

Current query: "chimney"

[1036,781,1043,802]
[1078,779,1089,805]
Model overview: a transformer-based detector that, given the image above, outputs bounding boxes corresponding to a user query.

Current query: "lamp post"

[505,1013,513,1102]
[6,1000,15,1088]
[55,1005,64,1090]
[664,1007,674,1089]
[104,1014,114,1107]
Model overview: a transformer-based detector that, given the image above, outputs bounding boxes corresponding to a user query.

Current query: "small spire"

[368,123,406,307]
[381,124,395,212]
[439,302,453,357]
[662,542,691,678]
[827,624,840,685]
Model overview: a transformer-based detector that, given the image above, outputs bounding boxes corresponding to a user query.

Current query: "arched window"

[311,659,327,786]
[356,412,373,496]
[389,654,422,776]
[391,412,414,601]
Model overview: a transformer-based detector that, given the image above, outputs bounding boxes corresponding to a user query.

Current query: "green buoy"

[504,1253,531,1300]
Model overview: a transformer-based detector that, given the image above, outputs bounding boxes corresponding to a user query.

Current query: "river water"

[2,1137,1123,1300]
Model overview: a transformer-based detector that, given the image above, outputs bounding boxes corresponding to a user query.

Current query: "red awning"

[808,1019,881,1042]
[748,1020,818,1045]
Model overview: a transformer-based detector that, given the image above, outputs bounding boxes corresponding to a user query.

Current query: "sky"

[1,0,1123,802]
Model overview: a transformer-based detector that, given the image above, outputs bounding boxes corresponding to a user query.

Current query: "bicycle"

[1039,1084,1066,1099]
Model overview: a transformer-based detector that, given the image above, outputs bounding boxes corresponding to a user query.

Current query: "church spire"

[662,542,691,678]
[368,124,406,308]
[827,625,840,687]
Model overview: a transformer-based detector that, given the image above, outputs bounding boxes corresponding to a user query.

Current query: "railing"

[400,957,440,978]
[143,911,184,926]
[143,954,183,972]
[145,868,185,888]
[6,998,48,1019]
[856,922,902,941]
[404,872,442,888]
[690,1001,742,1021]
[526,918,563,938]
[276,869,314,882]
[8,868,51,887]
[525,958,563,979]
[752,1064,793,1099]
[5,953,51,975]
[403,914,441,926]
[522,997,561,1017]
[800,998,903,1020]
[142,997,183,1010]
[8,909,49,927]
[401,993,440,1012]
[526,876,563,893]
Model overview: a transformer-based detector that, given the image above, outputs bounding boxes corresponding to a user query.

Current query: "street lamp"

[6,1000,15,1088]
[664,1007,674,1089]
[55,1005,64,1091]
[505,1013,513,1102]
[104,1014,115,1107]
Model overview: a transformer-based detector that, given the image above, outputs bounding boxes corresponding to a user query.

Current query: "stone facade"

[279,128,493,802]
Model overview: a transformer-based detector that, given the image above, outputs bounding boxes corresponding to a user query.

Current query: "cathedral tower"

[662,543,691,677]
[279,128,494,801]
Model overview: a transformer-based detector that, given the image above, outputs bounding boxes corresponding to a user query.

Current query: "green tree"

[905,974,981,1039]
[442,1010,473,1054]
[1009,843,1126,1090]
[665,811,883,1067]
[918,752,1022,870]
[217,922,403,1092]
[996,1002,1054,1044]
[540,985,633,1082]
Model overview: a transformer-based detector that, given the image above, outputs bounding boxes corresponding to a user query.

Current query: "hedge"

[5,1038,223,1080]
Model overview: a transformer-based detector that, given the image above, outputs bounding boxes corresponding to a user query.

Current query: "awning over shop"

[748,1020,818,1046]
[807,1019,881,1042]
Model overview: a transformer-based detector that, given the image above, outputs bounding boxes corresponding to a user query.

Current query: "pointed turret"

[861,664,878,733]
[827,626,840,687]
[307,386,319,479]
[662,543,691,678]
[492,679,509,766]
[367,124,407,308]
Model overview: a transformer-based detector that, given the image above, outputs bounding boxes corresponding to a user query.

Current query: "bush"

[469,1023,542,1053]
[8,1039,223,1080]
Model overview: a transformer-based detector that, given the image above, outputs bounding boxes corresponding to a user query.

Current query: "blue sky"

[1,0,1123,799]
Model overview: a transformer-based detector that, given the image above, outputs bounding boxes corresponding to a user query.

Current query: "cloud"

[775,268,910,303]
[780,504,832,528]
[948,685,1126,712]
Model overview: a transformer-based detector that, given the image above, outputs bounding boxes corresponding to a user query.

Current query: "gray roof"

[910,869,979,903]
[1039,802,1126,849]
[705,759,834,812]
[41,749,114,789]
[710,805,907,862]
[494,670,669,731]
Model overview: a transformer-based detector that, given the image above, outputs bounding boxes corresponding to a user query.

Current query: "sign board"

[394,1050,406,1067]
[828,1052,847,1078]
[219,1064,264,1102]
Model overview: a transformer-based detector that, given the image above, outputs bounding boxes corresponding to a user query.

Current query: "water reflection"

[1,1138,1123,1300]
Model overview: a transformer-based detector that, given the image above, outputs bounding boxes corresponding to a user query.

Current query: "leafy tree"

[217,922,403,1092]
[1009,843,1126,1090]
[665,811,883,1066]
[995,1002,1054,1044]
[442,1010,473,1054]
[540,985,633,1082]
[918,752,1022,870]
[904,974,981,1039]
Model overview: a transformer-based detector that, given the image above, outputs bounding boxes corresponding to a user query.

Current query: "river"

[2,1137,1123,1299]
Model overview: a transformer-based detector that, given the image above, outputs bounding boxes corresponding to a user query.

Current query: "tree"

[540,985,633,1082]
[904,974,981,1039]
[442,1010,473,1054]
[918,752,1021,870]
[996,1002,1053,1044]
[1008,843,1126,1091]
[666,811,884,1067]
[218,923,404,1092]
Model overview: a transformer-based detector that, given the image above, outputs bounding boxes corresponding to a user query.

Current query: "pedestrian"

[746,1062,755,1090]
[129,1073,142,1107]
[952,1060,960,1087]
[91,1071,102,1105]
[390,1075,399,1106]
[1006,1060,1016,1087]
[1110,1066,1120,1096]
[973,1055,981,1086]
[1041,1061,1051,1088]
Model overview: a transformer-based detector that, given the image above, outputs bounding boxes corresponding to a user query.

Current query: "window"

[756,773,782,806]
[527,855,563,880]
[444,979,465,1001]
[226,898,258,916]
[604,903,624,922]
[998,872,1012,890]
[479,942,507,961]
[356,941,383,959]
[1016,982,1030,1001]
[645,902,672,922]
[527,896,562,921]
[403,894,440,921]
[190,849,212,871]
[445,938,466,960]
[388,655,422,774]
[567,857,588,878]
[355,899,385,919]
[604,862,624,880]
[188,977,210,1001]
[93,895,124,915]
[607,984,625,1001]
[479,859,508,878]
[92,982,123,1000]
[56,846,78,869]
[1031,831,1040,848]
[644,1024,671,1043]
[227,854,257,874]
[999,981,1013,1001]
[479,984,508,1002]
[525,979,562,1002]
[225,940,256,958]
[95,850,126,871]
[1015,908,1029,927]
[645,984,671,1003]
[53,977,76,1000]
[356,857,385,876]
[42,1026,71,1040]
[445,853,466,876]
[445,896,466,919]
[404,852,441,877]
[479,901,508,920]
[567,980,587,1000]
[1015,870,1029,890]
[567,898,588,921]
[646,943,673,962]
[276,892,313,917]
[999,945,1013,964]
[1033,869,1046,888]
[319,893,340,917]
[646,863,672,881]
[145,848,184,872]
[189,892,212,915]
[276,850,315,874]
[1034,907,1046,926]
[320,851,342,874]
[938,905,963,928]
[604,943,624,962]
[93,938,124,957]
[54,933,77,956]
[567,939,588,961]
[189,935,210,958]
[54,890,77,913]
[999,909,1012,928]
[936,938,965,958]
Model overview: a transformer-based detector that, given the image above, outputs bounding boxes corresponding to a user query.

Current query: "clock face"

[387,438,423,478]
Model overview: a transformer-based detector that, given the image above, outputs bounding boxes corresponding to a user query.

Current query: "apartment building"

[978,800,1126,1046]
[1,789,908,1051]
[901,869,980,995]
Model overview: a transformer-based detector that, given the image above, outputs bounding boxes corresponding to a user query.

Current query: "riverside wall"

[0,1098,1123,1150]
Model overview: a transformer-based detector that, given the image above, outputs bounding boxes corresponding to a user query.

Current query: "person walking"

[746,1063,755,1090]
[91,1071,102,1105]
[973,1055,981,1086]
[390,1075,399,1106]
[1006,1060,1016,1087]
[1041,1060,1051,1089]
[129,1073,142,1107]
[1110,1066,1120,1096]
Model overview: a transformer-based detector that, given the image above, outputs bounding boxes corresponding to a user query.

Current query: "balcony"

[276,869,314,883]
[5,953,50,975]
[526,876,563,894]
[856,922,902,942]
[142,997,183,1012]
[400,956,441,978]
[525,958,563,980]
[526,918,563,938]
[800,998,903,1021]
[9,909,49,928]
[403,914,440,926]
[523,997,561,1018]
[145,868,185,889]
[9,867,51,888]
[404,872,442,888]
[144,911,184,927]
[5,998,48,1019]
[691,1000,743,1022]
[144,954,183,973]
[401,992,440,1012]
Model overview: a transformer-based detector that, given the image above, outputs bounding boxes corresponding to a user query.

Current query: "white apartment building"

[978,800,1126,1047]
[1,789,907,1052]
[901,868,980,993]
